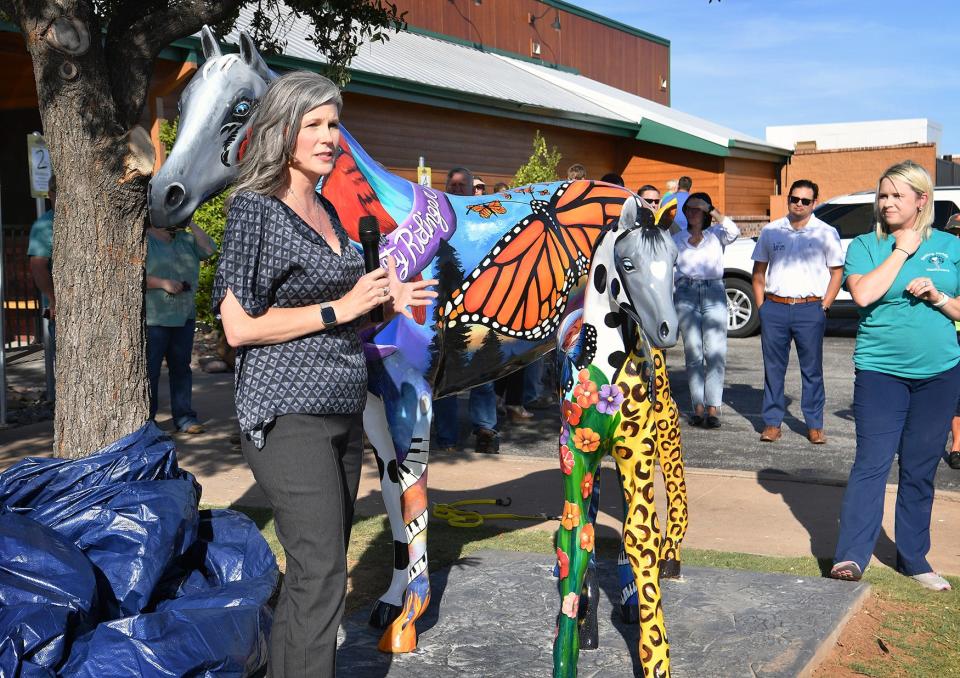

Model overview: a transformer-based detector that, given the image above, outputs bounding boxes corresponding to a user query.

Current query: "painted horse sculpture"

[553,197,687,677]
[149,27,682,654]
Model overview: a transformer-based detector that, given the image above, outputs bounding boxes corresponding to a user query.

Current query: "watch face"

[321,305,337,325]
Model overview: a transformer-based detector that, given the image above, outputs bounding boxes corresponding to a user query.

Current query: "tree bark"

[17,2,151,457]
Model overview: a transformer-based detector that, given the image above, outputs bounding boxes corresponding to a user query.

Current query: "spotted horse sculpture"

[149,26,681,655]
[552,196,687,678]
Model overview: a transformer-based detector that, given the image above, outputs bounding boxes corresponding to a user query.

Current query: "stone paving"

[336,550,870,677]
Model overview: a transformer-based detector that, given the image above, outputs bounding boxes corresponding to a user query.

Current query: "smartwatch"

[320,303,337,328]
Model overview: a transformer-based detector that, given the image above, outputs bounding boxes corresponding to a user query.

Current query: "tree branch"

[105,0,245,128]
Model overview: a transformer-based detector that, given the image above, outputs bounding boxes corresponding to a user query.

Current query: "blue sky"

[575,0,960,153]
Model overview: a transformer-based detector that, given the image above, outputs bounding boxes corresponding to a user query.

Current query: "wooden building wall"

[723,157,779,218]
[390,0,670,104]
[342,95,781,218]
[619,142,723,201]
[341,92,625,188]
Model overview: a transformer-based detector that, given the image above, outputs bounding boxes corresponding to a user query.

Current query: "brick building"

[766,119,959,215]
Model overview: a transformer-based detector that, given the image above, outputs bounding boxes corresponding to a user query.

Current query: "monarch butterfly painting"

[440,181,628,341]
[465,200,508,219]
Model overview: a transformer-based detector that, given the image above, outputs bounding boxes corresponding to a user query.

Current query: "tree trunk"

[18,4,152,457]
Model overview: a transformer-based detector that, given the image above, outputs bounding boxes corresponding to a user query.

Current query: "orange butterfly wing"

[443,181,629,340]
[466,200,507,219]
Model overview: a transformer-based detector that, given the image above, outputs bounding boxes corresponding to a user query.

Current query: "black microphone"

[358,216,384,323]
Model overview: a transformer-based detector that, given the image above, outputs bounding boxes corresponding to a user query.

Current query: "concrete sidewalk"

[2,356,958,576]
[195,446,960,576]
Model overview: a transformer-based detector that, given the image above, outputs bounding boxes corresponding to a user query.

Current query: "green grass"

[224,505,960,675]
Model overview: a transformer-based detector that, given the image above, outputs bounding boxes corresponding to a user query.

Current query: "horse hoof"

[368,600,403,630]
[377,587,430,654]
[619,602,639,624]
[660,558,682,579]
[578,568,600,650]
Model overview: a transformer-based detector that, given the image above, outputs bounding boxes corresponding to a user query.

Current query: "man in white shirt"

[752,179,844,444]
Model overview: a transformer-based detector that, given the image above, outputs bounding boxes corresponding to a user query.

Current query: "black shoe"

[474,428,499,454]
[949,451,960,470]
[706,415,721,429]
[689,415,704,427]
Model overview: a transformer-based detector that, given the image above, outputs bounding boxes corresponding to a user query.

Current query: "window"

[816,198,960,239]
[933,200,959,230]
[815,203,874,239]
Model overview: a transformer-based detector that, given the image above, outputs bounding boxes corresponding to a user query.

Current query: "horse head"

[611,196,679,350]
[148,26,274,227]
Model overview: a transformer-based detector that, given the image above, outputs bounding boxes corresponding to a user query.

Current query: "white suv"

[722,188,960,338]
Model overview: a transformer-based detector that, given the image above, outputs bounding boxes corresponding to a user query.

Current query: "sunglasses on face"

[788,196,814,206]
[645,198,661,205]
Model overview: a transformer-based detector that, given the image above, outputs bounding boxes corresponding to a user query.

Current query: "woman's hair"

[683,191,714,228]
[230,71,342,201]
[873,160,934,240]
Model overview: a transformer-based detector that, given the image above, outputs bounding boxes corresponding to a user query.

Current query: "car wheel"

[725,277,759,338]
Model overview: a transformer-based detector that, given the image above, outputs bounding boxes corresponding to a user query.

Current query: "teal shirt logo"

[922,252,950,272]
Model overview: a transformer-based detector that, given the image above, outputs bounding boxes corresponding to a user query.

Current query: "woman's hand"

[893,228,922,255]
[385,256,439,320]
[905,276,942,303]
[335,267,390,323]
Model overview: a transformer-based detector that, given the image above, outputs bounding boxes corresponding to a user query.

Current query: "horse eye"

[621,258,635,271]
[233,100,251,117]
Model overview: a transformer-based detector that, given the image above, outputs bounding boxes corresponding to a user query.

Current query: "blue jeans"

[834,361,960,574]
[523,359,545,404]
[433,382,498,447]
[759,299,826,429]
[147,320,198,429]
[675,279,728,410]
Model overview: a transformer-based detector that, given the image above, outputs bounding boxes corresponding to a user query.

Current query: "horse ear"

[239,32,273,81]
[619,195,638,230]
[200,25,223,60]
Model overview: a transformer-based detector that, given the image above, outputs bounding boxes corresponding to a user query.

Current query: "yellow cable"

[431,498,559,528]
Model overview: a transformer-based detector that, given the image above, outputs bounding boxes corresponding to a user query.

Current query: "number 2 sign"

[27,133,52,198]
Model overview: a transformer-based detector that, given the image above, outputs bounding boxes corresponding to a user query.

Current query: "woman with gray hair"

[213,70,436,676]
[831,161,960,591]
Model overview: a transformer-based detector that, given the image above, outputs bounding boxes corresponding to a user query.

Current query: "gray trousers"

[242,413,363,678]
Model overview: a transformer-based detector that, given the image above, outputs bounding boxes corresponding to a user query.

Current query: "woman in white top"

[672,192,740,428]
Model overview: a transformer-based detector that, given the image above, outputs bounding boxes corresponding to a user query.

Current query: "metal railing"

[3,223,43,353]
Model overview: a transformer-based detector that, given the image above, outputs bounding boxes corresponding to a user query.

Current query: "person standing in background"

[567,164,587,181]
[433,166,500,453]
[145,219,218,434]
[672,192,740,428]
[28,174,56,325]
[831,161,960,590]
[752,179,844,444]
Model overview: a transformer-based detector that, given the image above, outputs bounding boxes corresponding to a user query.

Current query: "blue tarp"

[0,422,277,677]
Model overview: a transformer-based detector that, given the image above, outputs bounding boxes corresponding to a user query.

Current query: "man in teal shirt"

[145,220,217,433]
[27,178,55,322]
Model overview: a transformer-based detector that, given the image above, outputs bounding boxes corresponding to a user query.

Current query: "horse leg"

[362,394,410,629]
[553,444,603,677]
[652,350,688,579]
[363,379,434,653]
[379,393,433,654]
[615,448,671,678]
[615,476,640,623]
[579,474,604,650]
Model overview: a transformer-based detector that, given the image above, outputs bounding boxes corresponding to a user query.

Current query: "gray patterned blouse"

[213,191,367,448]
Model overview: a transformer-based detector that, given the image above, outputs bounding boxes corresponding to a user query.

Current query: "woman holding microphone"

[214,71,437,676]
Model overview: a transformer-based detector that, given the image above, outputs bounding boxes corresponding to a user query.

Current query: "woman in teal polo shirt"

[831,161,960,591]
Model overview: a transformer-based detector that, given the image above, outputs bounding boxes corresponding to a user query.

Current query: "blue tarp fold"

[0,422,277,677]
